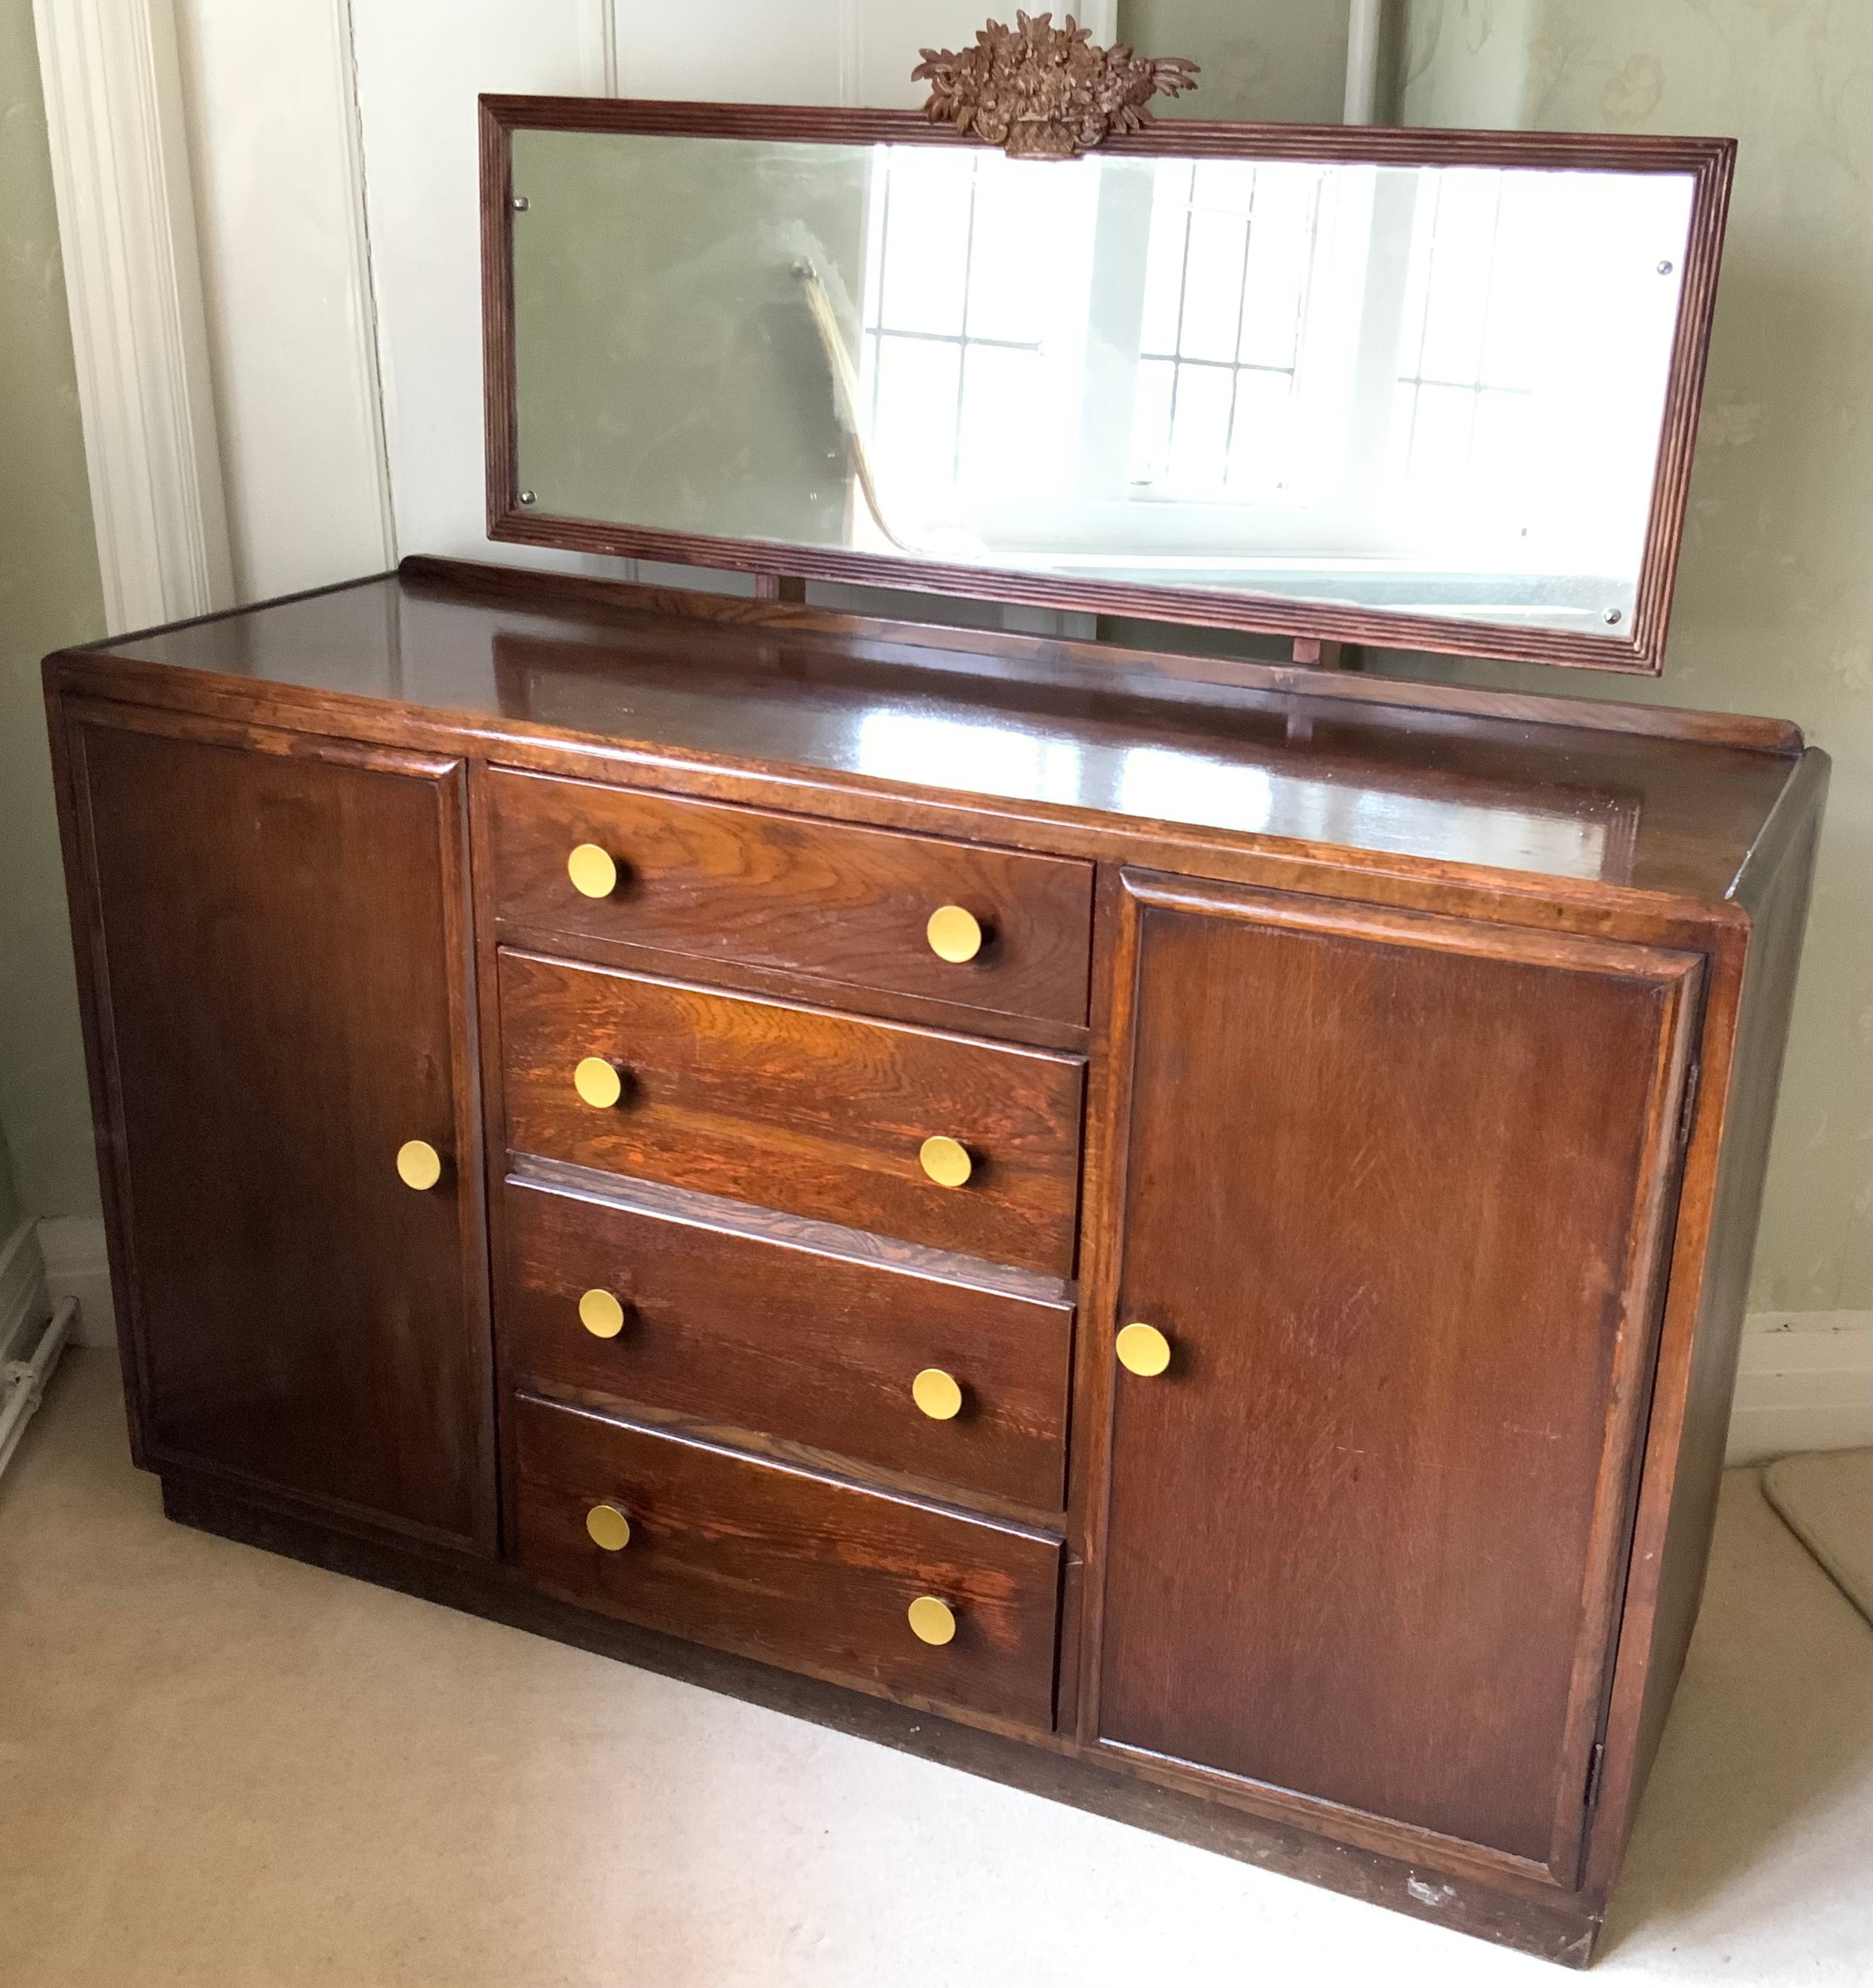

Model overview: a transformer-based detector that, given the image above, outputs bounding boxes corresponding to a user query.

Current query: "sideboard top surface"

[69,558,1806,907]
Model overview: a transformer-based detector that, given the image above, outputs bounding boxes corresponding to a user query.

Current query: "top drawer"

[485,770,1093,1027]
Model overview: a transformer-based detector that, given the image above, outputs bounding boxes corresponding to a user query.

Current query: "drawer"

[513,1394,1062,1729]
[499,952,1084,1276]
[485,768,1093,1026]
[504,1175,1074,1509]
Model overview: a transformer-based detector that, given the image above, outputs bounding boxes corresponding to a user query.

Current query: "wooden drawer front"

[505,1176,1074,1509]
[499,952,1084,1275]
[485,768,1093,1025]
[514,1395,1062,1729]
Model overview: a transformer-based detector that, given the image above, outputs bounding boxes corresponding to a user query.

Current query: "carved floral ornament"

[913,12,1198,161]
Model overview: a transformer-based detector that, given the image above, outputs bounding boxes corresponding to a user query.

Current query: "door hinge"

[1675,1061,1701,1149]
[1583,1740,1606,1815]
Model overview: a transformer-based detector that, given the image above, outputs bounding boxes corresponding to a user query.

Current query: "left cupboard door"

[61,710,496,1555]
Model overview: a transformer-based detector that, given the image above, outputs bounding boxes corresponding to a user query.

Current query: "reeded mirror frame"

[479,96,1734,677]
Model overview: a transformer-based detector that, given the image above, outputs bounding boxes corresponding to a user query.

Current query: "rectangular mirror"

[483,102,1732,674]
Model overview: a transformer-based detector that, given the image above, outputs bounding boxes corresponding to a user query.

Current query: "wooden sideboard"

[44,557,1825,1966]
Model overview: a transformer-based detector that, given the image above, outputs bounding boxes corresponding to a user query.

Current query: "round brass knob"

[1116,1321,1172,1377]
[926,904,983,964]
[575,1056,623,1109]
[912,1368,963,1421]
[585,1502,631,1551]
[578,1288,626,1339]
[919,1135,972,1188]
[567,843,618,899]
[907,1595,956,1646]
[395,1139,442,1191]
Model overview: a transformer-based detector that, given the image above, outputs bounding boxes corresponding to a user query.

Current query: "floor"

[1764,1448,1873,1621]
[1,1352,1866,1987]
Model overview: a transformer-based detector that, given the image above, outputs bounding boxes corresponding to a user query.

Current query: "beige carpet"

[1,1350,1867,1987]
[1763,1448,1872,1622]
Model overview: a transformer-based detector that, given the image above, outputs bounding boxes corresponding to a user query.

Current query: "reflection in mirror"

[511,130,1695,642]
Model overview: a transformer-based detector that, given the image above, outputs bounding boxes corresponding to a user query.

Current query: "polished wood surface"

[481,99,1732,675]
[43,555,1827,1966]
[1591,748,1830,1891]
[503,1170,1074,1508]
[513,1394,1062,1729]
[64,710,494,1550]
[82,563,1804,907]
[486,767,1093,1024]
[499,950,1085,1275]
[1092,874,1701,1875]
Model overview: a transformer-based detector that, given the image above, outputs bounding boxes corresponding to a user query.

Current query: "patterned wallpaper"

[1125,0,1871,1311]
[1123,0,1355,121]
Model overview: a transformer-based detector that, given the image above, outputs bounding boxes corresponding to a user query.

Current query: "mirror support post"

[1294,638,1355,671]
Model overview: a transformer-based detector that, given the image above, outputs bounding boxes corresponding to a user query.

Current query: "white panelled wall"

[172,0,390,600]
[37,1,1869,1459]
[173,0,1006,596]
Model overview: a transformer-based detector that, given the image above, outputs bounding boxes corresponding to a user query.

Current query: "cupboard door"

[71,713,494,1553]
[1092,874,1701,1880]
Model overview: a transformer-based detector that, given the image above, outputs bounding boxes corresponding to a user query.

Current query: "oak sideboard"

[46,555,1824,1963]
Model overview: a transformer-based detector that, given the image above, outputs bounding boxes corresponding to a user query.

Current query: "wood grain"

[503,1170,1074,1508]
[1092,873,1701,1876]
[43,552,1827,1963]
[486,767,1093,1025]
[410,556,1803,752]
[498,950,1085,1275]
[1585,747,1830,1896]
[65,710,495,1552]
[52,567,1818,929]
[513,1393,1062,1729]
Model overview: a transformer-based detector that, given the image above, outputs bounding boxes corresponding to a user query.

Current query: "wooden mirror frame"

[479,95,1734,676]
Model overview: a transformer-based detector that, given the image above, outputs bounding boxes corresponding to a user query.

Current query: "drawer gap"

[506,1153,1075,1308]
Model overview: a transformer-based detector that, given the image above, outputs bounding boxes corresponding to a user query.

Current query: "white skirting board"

[1726,1311,1873,1465]
[16,1214,1868,1463]
[34,1217,118,1350]
[0,1219,53,1369]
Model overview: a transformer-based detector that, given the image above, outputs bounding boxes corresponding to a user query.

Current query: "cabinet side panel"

[46,687,152,1464]
[73,716,493,1550]
[1609,755,1828,1855]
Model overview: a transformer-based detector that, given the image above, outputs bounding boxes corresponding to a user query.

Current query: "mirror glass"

[510,129,1695,643]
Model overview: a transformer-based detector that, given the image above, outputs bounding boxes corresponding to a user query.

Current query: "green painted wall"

[1125,0,1872,1313]
[0,0,106,1224]
[1,0,1863,1314]
[0,1126,22,1242]
[1124,1,1352,123]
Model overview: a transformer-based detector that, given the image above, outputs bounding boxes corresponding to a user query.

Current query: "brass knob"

[567,843,618,899]
[919,1135,972,1188]
[578,1288,626,1339]
[912,1368,963,1421]
[395,1139,442,1191]
[1116,1321,1172,1377]
[926,904,983,964]
[575,1056,623,1109]
[585,1502,632,1551]
[907,1595,956,1646]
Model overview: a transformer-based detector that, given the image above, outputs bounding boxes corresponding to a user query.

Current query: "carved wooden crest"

[913,11,1197,161]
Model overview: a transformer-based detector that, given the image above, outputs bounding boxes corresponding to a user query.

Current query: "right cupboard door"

[1093,872,1704,1882]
